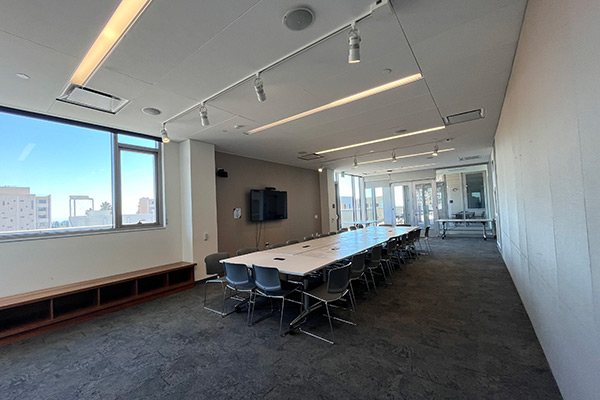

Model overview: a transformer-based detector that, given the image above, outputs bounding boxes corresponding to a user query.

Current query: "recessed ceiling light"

[141,107,161,116]
[245,73,423,135]
[16,73,30,80]
[382,68,392,74]
[283,7,315,31]
[234,125,245,129]
[70,0,152,86]
[369,150,374,153]
[315,126,445,155]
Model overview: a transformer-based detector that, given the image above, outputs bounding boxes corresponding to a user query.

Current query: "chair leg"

[369,269,378,294]
[348,281,357,311]
[279,298,286,337]
[247,291,255,326]
[325,302,334,343]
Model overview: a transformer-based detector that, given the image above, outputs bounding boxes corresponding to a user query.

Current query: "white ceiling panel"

[0,0,120,57]
[103,0,261,84]
[0,32,79,112]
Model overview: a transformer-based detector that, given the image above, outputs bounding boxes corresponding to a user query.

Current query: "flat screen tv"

[250,189,287,222]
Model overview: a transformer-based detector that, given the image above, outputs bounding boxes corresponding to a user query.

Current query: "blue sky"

[0,111,155,221]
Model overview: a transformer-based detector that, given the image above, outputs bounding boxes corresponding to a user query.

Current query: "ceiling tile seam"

[154,0,263,85]
[388,1,445,125]
[0,28,78,59]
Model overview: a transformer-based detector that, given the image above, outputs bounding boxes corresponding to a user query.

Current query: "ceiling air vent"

[298,153,323,161]
[459,155,482,161]
[445,108,484,125]
[57,85,129,114]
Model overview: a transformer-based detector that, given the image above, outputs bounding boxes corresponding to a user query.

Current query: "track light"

[318,166,323,173]
[353,157,358,168]
[348,25,361,64]
[254,74,266,102]
[199,104,209,126]
[392,150,397,163]
[160,124,170,143]
[432,144,439,157]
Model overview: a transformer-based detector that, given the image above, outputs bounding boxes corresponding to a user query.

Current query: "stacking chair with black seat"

[223,262,256,325]
[236,247,259,256]
[303,236,314,241]
[328,231,337,236]
[381,238,398,276]
[298,263,356,344]
[348,251,370,305]
[348,225,357,231]
[337,228,348,233]
[250,265,302,336]
[420,226,432,254]
[355,223,364,229]
[365,244,389,289]
[268,243,285,249]
[286,239,299,245]
[316,233,329,238]
[203,252,231,316]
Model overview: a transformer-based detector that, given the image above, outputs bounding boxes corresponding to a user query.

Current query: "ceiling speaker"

[283,8,314,31]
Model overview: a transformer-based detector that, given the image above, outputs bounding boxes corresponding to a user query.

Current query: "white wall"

[319,168,338,233]
[179,140,218,280]
[494,0,600,398]
[0,143,183,297]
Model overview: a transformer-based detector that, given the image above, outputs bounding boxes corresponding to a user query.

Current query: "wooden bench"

[0,262,196,346]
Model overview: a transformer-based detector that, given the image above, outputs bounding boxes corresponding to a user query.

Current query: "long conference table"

[221,226,416,332]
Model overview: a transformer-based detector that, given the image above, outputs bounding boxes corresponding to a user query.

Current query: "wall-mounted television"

[250,189,287,222]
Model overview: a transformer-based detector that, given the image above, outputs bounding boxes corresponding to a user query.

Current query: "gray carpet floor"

[0,238,562,399]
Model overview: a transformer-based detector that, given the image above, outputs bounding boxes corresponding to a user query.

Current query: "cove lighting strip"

[70,0,152,86]
[359,148,455,165]
[245,73,423,135]
[368,163,436,175]
[316,125,445,155]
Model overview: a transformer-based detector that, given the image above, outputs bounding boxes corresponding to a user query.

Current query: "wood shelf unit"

[0,262,196,346]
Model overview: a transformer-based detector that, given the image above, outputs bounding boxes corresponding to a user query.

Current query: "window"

[466,172,485,209]
[0,108,163,238]
[336,173,364,228]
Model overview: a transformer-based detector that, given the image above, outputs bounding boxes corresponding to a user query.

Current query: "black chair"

[328,231,337,236]
[203,252,231,316]
[337,228,348,233]
[298,264,356,344]
[303,236,314,241]
[365,245,389,289]
[381,238,398,276]
[250,265,302,336]
[236,247,259,256]
[268,243,285,249]
[286,239,299,245]
[355,223,364,229]
[223,262,256,325]
[348,226,357,231]
[420,226,432,254]
[348,251,370,304]
[316,233,329,238]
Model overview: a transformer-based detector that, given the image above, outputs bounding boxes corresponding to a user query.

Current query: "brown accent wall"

[215,152,321,255]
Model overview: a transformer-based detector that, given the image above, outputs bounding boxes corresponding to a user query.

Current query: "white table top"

[221,226,416,276]
[438,219,494,223]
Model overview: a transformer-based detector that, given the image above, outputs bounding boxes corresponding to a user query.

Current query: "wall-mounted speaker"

[216,168,228,178]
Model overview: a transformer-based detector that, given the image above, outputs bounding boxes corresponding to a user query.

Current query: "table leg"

[441,222,447,239]
[482,222,487,240]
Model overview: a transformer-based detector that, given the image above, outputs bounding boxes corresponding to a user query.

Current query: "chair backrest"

[224,262,251,286]
[424,226,430,238]
[400,234,408,248]
[269,243,285,249]
[398,224,411,227]
[327,264,351,294]
[356,223,364,229]
[338,228,348,233]
[350,252,366,274]
[414,228,421,240]
[386,238,397,252]
[204,252,230,276]
[286,239,299,245]
[348,225,357,231]
[370,245,383,263]
[379,223,393,227]
[317,233,329,238]
[236,247,259,256]
[252,265,282,293]
[328,231,337,236]
[303,236,314,241]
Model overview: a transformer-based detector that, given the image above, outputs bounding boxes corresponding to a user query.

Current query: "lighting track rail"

[161,12,374,127]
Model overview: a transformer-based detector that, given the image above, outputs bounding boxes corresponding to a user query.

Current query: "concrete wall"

[0,143,183,297]
[214,152,321,256]
[494,0,600,398]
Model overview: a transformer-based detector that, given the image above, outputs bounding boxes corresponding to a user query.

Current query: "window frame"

[0,105,165,241]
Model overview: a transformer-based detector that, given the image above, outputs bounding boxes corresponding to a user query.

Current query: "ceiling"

[0,0,526,175]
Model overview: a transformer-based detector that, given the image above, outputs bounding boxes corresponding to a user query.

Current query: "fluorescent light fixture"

[358,148,455,165]
[316,125,445,155]
[369,163,436,175]
[70,0,152,86]
[245,73,423,135]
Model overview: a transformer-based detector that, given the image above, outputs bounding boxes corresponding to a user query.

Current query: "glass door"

[392,184,410,225]
[414,182,434,229]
